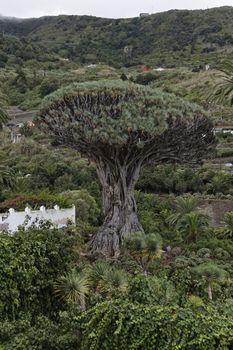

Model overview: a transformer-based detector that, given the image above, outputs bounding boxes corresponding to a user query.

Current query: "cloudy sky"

[1,0,233,19]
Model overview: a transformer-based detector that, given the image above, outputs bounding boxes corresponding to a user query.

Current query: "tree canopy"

[39,80,214,165]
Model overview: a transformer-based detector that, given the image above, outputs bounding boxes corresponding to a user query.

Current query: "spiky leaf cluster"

[38,80,215,167]
[193,263,228,282]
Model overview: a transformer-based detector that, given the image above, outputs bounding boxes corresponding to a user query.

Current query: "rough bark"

[90,161,143,257]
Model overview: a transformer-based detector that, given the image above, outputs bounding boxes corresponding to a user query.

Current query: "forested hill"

[1,6,233,67]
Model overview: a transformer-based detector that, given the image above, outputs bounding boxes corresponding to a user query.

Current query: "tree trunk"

[90,161,143,257]
[79,295,86,312]
[207,283,213,301]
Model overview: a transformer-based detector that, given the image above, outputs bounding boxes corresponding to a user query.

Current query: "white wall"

[0,205,76,233]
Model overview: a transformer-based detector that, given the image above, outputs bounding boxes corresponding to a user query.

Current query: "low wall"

[0,205,75,233]
[200,199,233,227]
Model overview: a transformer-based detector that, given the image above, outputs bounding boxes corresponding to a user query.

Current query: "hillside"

[1,7,233,67]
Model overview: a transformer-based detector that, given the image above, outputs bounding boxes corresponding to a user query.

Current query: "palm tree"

[0,166,15,190]
[207,172,230,195]
[193,263,228,301]
[125,232,162,275]
[168,195,200,226]
[177,211,209,242]
[54,270,90,311]
[221,212,233,239]
[210,60,233,106]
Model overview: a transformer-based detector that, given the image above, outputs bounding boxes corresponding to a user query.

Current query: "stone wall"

[200,199,233,227]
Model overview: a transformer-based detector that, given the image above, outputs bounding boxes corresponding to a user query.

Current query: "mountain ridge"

[1,6,233,67]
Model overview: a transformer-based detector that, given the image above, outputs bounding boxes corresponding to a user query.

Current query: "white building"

[0,205,76,233]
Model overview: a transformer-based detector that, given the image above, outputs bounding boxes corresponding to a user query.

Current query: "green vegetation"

[2,7,233,68]
[0,90,9,129]
[1,7,233,349]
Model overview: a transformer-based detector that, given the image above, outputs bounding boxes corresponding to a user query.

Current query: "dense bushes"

[138,165,233,195]
[78,299,233,350]
[1,300,233,349]
[1,202,233,349]
[0,225,80,321]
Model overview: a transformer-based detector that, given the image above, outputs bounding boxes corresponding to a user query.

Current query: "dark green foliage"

[78,299,233,350]
[39,78,60,97]
[138,164,233,196]
[0,314,80,350]
[60,190,101,225]
[131,72,158,85]
[210,60,233,106]
[128,275,177,305]
[0,166,15,191]
[2,7,233,67]
[0,226,80,321]
[0,90,9,129]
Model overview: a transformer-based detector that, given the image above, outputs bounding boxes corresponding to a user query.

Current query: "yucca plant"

[124,232,162,275]
[99,268,129,297]
[54,270,90,311]
[89,261,111,292]
[193,263,228,301]
[89,262,128,298]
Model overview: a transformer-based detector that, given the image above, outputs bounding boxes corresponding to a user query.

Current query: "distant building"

[154,68,165,72]
[140,13,150,17]
[214,125,233,135]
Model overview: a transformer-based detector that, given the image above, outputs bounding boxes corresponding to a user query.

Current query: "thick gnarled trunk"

[90,162,143,257]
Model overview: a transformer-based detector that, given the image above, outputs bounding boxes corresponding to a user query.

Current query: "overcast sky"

[1,0,233,19]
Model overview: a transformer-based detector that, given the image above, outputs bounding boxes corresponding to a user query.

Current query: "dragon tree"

[38,81,215,256]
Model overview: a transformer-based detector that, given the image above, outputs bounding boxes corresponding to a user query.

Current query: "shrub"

[78,299,233,350]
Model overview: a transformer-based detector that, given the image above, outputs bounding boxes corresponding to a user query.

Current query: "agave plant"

[54,269,90,311]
